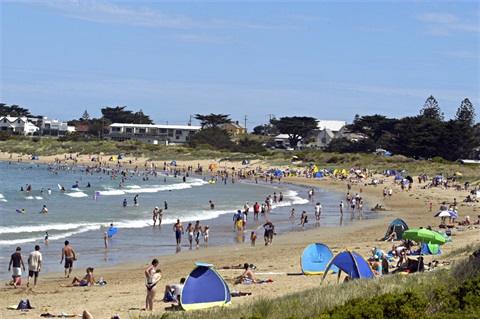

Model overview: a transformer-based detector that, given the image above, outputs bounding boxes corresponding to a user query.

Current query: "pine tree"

[420,95,444,121]
[455,98,476,127]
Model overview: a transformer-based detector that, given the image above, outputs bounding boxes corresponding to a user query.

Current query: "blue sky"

[2,1,479,129]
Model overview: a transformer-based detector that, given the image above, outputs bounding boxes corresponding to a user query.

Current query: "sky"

[2,1,479,130]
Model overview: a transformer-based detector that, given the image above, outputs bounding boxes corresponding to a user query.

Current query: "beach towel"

[231,290,252,297]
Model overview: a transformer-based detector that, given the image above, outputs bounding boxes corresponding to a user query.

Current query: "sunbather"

[384,228,397,242]
[234,263,257,284]
[61,267,95,287]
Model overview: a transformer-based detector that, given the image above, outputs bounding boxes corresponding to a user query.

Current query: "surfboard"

[58,184,63,190]
[107,227,118,237]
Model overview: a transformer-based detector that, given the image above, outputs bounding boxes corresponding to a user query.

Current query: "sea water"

[0,160,375,280]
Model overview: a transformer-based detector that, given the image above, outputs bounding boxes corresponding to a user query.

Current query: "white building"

[108,123,201,145]
[311,120,348,148]
[0,116,39,135]
[40,117,73,136]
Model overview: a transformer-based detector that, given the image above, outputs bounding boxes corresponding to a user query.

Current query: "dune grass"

[135,247,480,319]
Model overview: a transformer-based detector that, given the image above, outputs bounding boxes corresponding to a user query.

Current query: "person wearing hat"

[152,207,159,226]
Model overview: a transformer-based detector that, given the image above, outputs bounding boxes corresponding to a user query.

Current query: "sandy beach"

[1,152,479,318]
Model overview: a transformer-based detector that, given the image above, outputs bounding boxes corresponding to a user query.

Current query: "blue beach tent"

[322,250,375,282]
[181,262,231,311]
[384,218,409,241]
[301,243,337,275]
[314,172,323,178]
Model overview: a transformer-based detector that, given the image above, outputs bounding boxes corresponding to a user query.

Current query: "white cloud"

[416,11,480,35]
[23,0,285,31]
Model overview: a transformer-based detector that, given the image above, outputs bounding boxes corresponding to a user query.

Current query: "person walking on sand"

[27,245,42,288]
[263,219,275,246]
[8,247,25,288]
[173,219,184,247]
[60,240,76,278]
[339,201,344,217]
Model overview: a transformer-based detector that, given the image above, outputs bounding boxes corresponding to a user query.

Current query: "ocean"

[0,160,376,280]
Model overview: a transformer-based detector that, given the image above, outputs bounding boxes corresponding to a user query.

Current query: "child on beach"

[250,231,257,246]
[203,226,209,246]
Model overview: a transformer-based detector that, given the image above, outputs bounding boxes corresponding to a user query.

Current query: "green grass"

[134,250,480,319]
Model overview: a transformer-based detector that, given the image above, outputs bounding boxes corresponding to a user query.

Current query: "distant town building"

[0,116,39,135]
[40,117,74,136]
[310,120,348,149]
[224,121,247,136]
[107,123,201,145]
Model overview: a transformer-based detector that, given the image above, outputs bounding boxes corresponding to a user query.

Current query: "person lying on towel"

[234,263,257,284]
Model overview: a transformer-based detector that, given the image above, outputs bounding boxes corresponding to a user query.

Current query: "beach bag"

[17,299,34,310]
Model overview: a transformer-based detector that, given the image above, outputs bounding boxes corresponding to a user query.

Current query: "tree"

[420,95,444,121]
[0,104,33,117]
[442,98,478,160]
[101,106,153,124]
[455,98,476,127]
[392,116,443,159]
[81,110,90,122]
[231,136,266,153]
[347,114,398,145]
[194,113,231,129]
[326,137,377,153]
[189,127,234,150]
[273,116,318,147]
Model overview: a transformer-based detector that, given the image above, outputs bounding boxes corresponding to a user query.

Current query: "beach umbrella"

[403,228,446,245]
[434,211,457,218]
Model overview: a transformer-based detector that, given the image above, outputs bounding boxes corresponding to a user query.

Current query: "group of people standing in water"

[173,219,210,251]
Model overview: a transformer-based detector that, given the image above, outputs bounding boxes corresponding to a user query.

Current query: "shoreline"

[0,158,378,281]
[1,152,480,318]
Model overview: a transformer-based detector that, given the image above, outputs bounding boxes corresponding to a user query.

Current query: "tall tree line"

[329,96,478,161]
